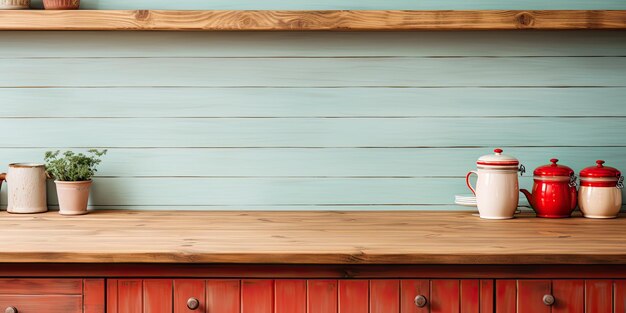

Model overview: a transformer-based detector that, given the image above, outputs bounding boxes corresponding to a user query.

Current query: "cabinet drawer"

[0,295,82,313]
[0,279,83,295]
[0,279,104,313]
[496,279,618,313]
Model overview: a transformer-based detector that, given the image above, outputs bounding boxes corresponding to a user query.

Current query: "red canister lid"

[580,160,621,178]
[533,159,574,177]
[580,160,622,187]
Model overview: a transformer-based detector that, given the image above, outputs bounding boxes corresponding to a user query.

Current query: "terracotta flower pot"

[55,180,92,215]
[43,0,79,9]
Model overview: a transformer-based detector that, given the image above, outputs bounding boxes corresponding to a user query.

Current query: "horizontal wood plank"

[0,10,625,31]
[2,31,626,57]
[0,118,623,148]
[0,279,82,294]
[40,177,532,206]
[2,88,626,117]
[0,295,82,312]
[3,57,626,87]
[1,210,626,264]
[1,147,623,177]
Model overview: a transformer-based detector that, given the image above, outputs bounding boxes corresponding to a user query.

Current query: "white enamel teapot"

[466,148,525,219]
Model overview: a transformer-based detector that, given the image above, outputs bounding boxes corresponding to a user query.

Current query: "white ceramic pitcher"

[465,149,525,219]
[0,163,48,214]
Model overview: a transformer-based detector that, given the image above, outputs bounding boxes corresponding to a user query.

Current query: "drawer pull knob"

[543,294,555,306]
[414,295,428,308]
[187,297,200,310]
[5,307,17,313]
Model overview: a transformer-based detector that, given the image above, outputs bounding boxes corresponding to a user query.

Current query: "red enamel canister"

[520,159,577,218]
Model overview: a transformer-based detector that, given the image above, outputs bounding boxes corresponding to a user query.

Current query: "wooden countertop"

[1,210,625,265]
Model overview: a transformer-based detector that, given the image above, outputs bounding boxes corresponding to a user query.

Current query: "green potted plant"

[45,149,107,215]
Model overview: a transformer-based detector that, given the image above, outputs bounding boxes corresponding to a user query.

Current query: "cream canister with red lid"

[578,160,623,219]
[466,148,525,219]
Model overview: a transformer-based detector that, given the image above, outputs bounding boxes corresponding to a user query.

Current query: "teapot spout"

[0,173,5,191]
[520,188,534,209]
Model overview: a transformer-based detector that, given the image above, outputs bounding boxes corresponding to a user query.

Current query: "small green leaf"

[44,149,107,181]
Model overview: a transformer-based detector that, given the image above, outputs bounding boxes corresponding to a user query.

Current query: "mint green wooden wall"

[1,30,625,211]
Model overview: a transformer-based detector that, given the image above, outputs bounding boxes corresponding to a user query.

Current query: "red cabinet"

[495,279,623,313]
[5,273,626,313]
[107,279,492,313]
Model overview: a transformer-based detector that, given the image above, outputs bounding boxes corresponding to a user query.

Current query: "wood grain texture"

[495,280,515,313]
[0,279,82,294]
[338,280,368,313]
[479,280,493,313]
[4,264,626,279]
[2,88,626,118]
[241,280,273,313]
[370,280,399,313]
[552,280,583,313]
[585,280,612,313]
[516,280,550,313]
[400,280,429,313]
[144,280,172,313]
[460,280,479,313]
[0,10,625,31]
[5,58,626,87]
[206,280,240,313]
[117,280,142,313]
[3,31,626,58]
[173,280,205,313]
[614,280,626,313]
[308,280,338,313]
[431,280,459,313]
[0,295,82,313]
[83,279,106,313]
[2,211,626,264]
[106,279,118,313]
[1,118,625,148]
[275,280,305,313]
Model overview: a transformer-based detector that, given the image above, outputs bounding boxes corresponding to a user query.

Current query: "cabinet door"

[0,278,103,313]
[585,280,612,313]
[495,280,589,313]
[207,280,240,313]
[241,280,273,313]
[370,280,400,313]
[174,280,205,313]
[401,279,493,313]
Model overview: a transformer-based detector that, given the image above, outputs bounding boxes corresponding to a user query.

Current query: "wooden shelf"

[0,10,625,31]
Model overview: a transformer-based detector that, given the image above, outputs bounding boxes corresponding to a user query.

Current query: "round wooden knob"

[187,297,200,310]
[414,295,428,308]
[543,294,555,306]
[5,307,17,313]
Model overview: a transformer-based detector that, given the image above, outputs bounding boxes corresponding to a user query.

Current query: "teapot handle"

[466,171,478,196]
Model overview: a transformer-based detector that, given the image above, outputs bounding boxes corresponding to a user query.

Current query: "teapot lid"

[580,160,621,178]
[533,159,574,177]
[477,148,519,166]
